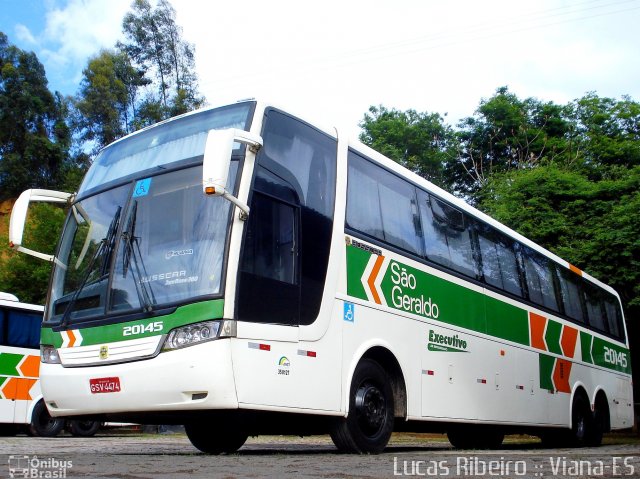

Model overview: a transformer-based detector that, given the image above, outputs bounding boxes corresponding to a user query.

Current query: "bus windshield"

[46,104,253,325]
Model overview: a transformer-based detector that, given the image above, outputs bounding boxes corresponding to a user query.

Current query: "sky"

[1,0,640,136]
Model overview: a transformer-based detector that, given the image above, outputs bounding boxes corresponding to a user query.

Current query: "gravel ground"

[1,432,639,478]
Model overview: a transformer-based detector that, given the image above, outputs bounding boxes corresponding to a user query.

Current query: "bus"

[8,100,633,453]
[0,293,100,437]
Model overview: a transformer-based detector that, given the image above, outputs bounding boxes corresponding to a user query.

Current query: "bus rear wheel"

[330,359,394,454]
[68,420,101,437]
[29,400,65,437]
[185,421,248,454]
[570,393,594,447]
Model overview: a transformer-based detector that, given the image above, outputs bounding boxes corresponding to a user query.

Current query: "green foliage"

[0,32,72,199]
[0,203,66,304]
[74,50,143,152]
[359,105,456,189]
[480,165,640,318]
[118,0,204,124]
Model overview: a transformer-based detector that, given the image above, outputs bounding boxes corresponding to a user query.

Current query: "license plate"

[89,377,121,394]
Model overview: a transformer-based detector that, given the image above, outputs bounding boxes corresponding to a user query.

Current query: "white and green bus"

[9,100,633,453]
[0,293,100,437]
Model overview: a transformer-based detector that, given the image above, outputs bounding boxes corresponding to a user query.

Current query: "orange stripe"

[367,255,385,305]
[19,355,40,378]
[1,377,18,399]
[67,330,77,348]
[569,264,583,276]
[553,359,572,394]
[561,325,579,359]
[15,378,37,400]
[529,312,547,351]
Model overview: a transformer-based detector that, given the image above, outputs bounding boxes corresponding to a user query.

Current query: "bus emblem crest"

[99,345,109,360]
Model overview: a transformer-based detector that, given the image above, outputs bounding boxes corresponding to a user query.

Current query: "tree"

[0,32,71,199]
[570,93,640,171]
[119,0,203,123]
[74,49,149,152]
[451,87,572,200]
[480,164,640,319]
[359,105,456,189]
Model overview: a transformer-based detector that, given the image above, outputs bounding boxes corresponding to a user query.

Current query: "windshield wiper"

[59,207,121,328]
[121,200,155,312]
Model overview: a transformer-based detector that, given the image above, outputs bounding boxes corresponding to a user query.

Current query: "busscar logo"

[428,329,468,353]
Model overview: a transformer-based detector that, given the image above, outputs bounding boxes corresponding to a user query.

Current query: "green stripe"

[485,298,529,345]
[41,299,224,347]
[545,320,563,355]
[539,354,555,391]
[345,243,631,376]
[0,353,23,376]
[580,331,593,364]
[591,337,631,374]
[346,245,370,300]
[348,244,529,346]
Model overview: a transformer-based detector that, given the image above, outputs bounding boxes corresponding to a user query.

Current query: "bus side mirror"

[9,189,74,262]
[203,128,262,217]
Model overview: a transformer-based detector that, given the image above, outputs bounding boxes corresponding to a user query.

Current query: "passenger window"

[419,192,476,278]
[6,310,42,349]
[241,193,297,284]
[522,248,560,312]
[477,227,522,296]
[603,297,624,340]
[557,268,585,322]
[346,152,423,256]
[584,285,608,332]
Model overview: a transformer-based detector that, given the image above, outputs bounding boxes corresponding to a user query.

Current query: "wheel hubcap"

[355,383,386,435]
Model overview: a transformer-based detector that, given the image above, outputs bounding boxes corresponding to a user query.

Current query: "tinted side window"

[583,284,608,333]
[477,225,522,297]
[258,110,337,325]
[522,247,560,312]
[604,297,624,340]
[241,193,297,284]
[419,192,476,278]
[6,309,42,349]
[346,152,422,256]
[557,268,585,322]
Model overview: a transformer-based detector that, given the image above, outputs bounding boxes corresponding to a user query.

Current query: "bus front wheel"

[185,421,248,454]
[330,359,394,454]
[29,400,65,437]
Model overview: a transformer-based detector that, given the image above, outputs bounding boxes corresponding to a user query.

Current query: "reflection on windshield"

[48,163,238,324]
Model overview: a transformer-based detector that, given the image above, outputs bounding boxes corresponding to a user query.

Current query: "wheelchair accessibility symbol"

[343,302,355,322]
[133,178,152,198]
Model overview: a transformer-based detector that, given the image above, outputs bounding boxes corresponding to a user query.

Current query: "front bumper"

[41,338,238,416]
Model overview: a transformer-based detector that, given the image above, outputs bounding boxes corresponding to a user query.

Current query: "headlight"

[41,345,61,364]
[162,320,236,351]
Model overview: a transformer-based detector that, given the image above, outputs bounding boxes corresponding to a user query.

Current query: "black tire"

[570,393,593,447]
[29,400,65,437]
[447,426,476,449]
[588,397,607,447]
[330,359,394,454]
[68,420,101,437]
[185,422,248,454]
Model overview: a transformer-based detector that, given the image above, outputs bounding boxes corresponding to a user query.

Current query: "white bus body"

[10,100,633,453]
